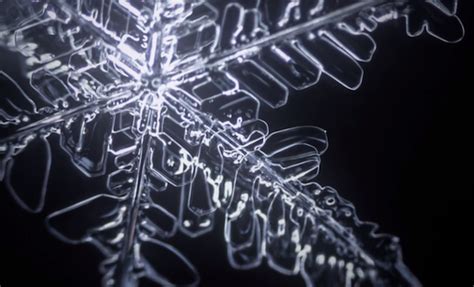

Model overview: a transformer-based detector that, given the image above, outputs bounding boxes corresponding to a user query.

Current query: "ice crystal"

[0,1,464,286]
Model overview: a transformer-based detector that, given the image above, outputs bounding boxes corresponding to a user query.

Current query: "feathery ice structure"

[0,0,464,286]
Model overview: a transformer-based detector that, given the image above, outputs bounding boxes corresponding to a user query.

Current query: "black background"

[1,2,473,286]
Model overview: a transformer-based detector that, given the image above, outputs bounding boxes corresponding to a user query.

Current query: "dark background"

[1,2,473,287]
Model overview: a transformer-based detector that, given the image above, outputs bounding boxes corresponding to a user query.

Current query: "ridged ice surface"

[0,1,464,286]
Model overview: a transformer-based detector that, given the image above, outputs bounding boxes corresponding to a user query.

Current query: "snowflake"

[0,1,463,286]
